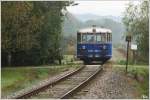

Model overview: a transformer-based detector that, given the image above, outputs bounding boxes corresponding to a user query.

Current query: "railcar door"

[86,34,95,58]
[95,33,103,58]
[77,33,88,59]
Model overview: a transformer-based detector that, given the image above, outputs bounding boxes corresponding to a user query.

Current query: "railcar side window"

[101,34,105,42]
[101,33,109,43]
[77,33,81,43]
[107,33,109,42]
[82,34,87,43]
[107,33,111,42]
[110,34,112,41]
[106,33,107,42]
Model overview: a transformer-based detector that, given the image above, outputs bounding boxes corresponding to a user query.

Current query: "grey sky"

[66,0,141,17]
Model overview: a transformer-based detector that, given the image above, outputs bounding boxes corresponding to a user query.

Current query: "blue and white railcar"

[76,26,112,64]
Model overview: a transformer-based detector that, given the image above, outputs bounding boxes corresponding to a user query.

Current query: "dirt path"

[112,48,126,63]
[70,62,140,99]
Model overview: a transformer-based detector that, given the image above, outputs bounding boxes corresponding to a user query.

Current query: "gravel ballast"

[70,63,140,99]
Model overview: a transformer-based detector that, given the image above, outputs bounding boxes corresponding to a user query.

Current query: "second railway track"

[14,65,103,99]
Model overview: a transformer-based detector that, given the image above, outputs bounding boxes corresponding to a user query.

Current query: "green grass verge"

[1,64,80,97]
[116,59,148,65]
[128,66,149,97]
[113,65,149,98]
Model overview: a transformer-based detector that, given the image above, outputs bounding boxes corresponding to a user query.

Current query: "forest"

[1,1,149,67]
[123,1,149,64]
[1,1,70,66]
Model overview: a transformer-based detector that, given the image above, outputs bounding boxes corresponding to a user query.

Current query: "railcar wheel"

[102,59,108,64]
[83,59,91,65]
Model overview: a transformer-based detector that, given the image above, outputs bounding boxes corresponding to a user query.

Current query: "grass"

[113,64,149,98]
[62,55,83,65]
[1,64,80,97]
[128,66,149,97]
[62,55,74,64]
[117,59,148,65]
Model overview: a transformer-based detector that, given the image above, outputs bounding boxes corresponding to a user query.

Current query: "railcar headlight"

[103,45,106,50]
[95,54,100,57]
[82,45,86,49]
[94,50,100,52]
[88,50,93,52]
[88,54,93,57]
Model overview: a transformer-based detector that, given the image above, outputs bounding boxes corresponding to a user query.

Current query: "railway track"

[12,65,103,99]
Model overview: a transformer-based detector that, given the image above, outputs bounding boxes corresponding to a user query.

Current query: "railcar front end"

[76,26,112,64]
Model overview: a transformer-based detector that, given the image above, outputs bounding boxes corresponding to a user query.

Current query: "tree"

[1,1,70,66]
[122,1,149,64]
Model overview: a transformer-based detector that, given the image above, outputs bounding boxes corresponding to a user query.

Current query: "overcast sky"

[66,0,141,17]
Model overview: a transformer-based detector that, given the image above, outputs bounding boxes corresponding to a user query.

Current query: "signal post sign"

[131,44,137,66]
[131,44,137,50]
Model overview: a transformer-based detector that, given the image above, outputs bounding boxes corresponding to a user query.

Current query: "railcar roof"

[78,27,112,33]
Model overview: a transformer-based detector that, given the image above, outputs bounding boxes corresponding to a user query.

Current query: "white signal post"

[131,44,137,66]
[131,44,137,50]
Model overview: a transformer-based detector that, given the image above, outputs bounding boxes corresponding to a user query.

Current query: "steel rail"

[10,64,103,99]
[60,65,102,99]
[12,66,85,99]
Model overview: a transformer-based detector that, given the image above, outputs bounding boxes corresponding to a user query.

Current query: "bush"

[117,59,134,65]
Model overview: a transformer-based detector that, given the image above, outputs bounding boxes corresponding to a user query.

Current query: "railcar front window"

[87,34,96,43]
[96,34,101,43]
[101,34,104,42]
[107,33,109,42]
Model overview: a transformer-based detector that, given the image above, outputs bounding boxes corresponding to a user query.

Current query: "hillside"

[62,13,125,45]
[83,18,125,44]
[75,14,122,23]
[62,13,83,37]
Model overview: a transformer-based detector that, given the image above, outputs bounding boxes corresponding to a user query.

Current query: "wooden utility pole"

[126,41,129,73]
[125,35,131,73]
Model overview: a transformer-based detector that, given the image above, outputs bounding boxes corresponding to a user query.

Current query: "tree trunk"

[59,58,61,65]
[8,52,11,66]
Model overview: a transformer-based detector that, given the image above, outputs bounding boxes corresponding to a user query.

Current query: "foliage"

[113,65,149,97]
[122,1,149,64]
[117,60,126,65]
[128,66,149,97]
[1,1,70,66]
[117,59,139,65]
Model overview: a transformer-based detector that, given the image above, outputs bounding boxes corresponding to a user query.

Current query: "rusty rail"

[12,66,85,99]
[10,64,103,99]
[60,66,102,99]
